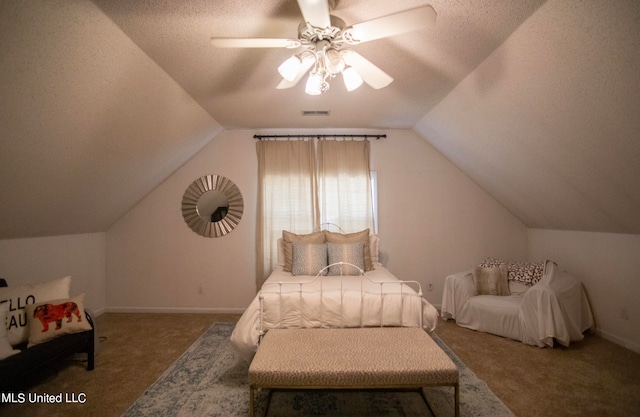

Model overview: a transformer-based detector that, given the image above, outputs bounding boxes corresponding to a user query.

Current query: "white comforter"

[231,263,439,362]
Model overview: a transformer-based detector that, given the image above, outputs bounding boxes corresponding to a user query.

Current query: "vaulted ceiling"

[1,0,639,239]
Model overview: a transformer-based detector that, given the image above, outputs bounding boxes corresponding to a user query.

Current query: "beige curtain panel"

[256,138,373,288]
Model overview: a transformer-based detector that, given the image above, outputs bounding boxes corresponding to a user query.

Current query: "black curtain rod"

[253,134,386,140]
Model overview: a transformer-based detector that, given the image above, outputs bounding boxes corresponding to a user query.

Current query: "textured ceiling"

[1,0,639,239]
[91,0,545,129]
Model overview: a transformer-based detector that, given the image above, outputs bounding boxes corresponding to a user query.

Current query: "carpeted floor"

[120,322,513,417]
[1,313,639,417]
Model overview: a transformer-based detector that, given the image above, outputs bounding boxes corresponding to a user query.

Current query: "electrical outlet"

[198,285,203,295]
[427,283,433,292]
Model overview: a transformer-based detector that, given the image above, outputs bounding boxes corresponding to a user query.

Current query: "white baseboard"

[595,328,640,353]
[91,307,106,317]
[105,306,246,315]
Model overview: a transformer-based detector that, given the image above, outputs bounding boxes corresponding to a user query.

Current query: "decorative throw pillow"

[0,276,71,346]
[507,260,544,286]
[0,303,21,360]
[479,258,545,286]
[479,257,504,269]
[327,242,365,276]
[369,234,380,265]
[473,265,510,296]
[291,243,328,276]
[282,231,326,272]
[276,238,286,267]
[26,293,92,348]
[324,229,374,271]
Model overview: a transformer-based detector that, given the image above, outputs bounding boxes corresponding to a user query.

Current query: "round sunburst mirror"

[181,175,243,238]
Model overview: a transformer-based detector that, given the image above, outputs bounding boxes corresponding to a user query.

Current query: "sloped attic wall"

[415,0,640,234]
[0,0,222,239]
[414,0,640,350]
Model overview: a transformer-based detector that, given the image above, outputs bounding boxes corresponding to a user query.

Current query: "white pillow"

[0,276,71,346]
[27,293,92,347]
[0,303,20,360]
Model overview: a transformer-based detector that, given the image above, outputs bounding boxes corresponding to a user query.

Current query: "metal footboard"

[258,262,424,337]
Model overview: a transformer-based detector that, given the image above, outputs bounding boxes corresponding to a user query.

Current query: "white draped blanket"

[441,260,594,347]
[231,264,439,362]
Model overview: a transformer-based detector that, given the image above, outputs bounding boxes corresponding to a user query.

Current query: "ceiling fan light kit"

[211,1,436,96]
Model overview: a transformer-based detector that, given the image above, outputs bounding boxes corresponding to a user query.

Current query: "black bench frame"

[0,278,95,391]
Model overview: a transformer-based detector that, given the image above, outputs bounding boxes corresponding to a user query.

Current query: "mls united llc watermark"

[1,392,87,404]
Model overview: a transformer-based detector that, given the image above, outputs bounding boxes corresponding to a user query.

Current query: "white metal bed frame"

[258,262,424,337]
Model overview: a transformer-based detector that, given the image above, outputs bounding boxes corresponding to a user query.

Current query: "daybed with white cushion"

[231,229,439,361]
[441,259,594,347]
[0,277,95,391]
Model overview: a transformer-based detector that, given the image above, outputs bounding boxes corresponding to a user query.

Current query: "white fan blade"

[296,0,331,29]
[210,38,301,48]
[276,57,315,89]
[342,51,393,90]
[348,5,436,44]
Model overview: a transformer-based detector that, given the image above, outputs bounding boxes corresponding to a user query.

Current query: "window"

[256,139,374,285]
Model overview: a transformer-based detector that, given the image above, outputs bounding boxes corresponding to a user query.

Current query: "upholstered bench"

[248,327,459,417]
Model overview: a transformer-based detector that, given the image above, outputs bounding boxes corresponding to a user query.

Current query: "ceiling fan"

[210,0,436,95]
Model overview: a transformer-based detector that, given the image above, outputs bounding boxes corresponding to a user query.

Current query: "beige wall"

[106,130,257,312]
[0,233,106,314]
[105,128,528,310]
[371,130,528,304]
[2,130,638,352]
[528,229,640,351]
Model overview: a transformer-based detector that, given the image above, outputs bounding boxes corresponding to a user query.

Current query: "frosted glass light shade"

[305,72,324,95]
[278,56,302,82]
[342,66,363,91]
[325,48,345,75]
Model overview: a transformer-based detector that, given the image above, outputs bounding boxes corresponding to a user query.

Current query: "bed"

[231,231,439,362]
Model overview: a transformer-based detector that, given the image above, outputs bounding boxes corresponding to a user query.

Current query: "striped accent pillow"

[327,242,365,276]
[291,243,328,276]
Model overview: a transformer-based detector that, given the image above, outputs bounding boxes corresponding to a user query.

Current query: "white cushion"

[0,303,20,360]
[26,293,92,347]
[0,276,71,346]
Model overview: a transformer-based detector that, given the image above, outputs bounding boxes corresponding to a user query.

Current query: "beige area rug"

[121,323,514,417]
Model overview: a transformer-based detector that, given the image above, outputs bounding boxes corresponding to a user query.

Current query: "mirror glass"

[197,190,229,222]
[181,174,243,238]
